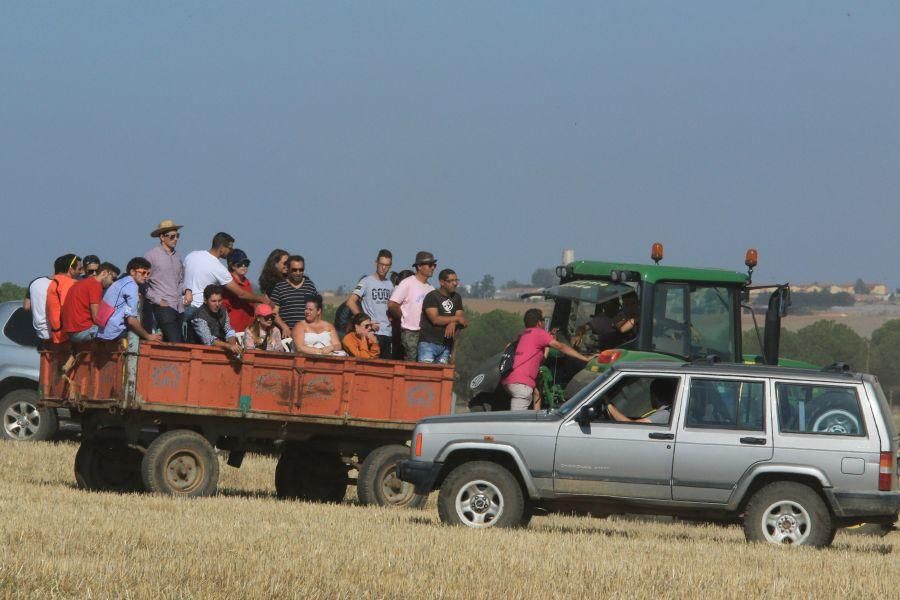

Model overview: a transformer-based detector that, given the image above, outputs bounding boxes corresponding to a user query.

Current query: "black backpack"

[498,337,520,378]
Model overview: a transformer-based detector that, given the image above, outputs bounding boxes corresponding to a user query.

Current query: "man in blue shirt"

[97,257,163,342]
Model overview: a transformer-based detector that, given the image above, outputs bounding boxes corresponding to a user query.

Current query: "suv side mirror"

[576,405,597,424]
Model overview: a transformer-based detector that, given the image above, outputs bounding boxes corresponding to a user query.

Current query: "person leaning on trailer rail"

[243,304,284,352]
[96,257,162,343]
[191,284,241,355]
[342,312,381,359]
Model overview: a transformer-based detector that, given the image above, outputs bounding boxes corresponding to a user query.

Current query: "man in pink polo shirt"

[388,251,436,361]
[502,308,594,410]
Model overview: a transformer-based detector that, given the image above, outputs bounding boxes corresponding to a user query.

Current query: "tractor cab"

[468,245,796,411]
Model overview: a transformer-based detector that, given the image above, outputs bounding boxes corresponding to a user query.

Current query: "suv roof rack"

[821,362,852,374]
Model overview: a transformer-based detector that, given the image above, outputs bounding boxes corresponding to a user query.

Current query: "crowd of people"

[24,219,468,366]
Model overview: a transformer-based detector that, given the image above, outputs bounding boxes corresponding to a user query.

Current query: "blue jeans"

[69,325,98,343]
[417,341,451,364]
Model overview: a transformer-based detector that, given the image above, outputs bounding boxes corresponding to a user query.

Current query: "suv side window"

[685,378,765,431]
[775,383,865,437]
[3,307,39,348]
[595,375,679,425]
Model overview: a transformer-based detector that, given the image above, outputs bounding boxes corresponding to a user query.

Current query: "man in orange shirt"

[46,254,83,344]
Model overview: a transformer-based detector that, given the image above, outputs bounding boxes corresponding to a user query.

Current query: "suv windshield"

[651,284,735,361]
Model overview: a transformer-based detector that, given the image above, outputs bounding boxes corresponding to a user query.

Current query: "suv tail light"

[878,452,894,491]
[597,350,622,364]
[415,432,423,457]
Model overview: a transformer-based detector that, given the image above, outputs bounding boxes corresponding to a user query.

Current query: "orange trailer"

[39,336,454,507]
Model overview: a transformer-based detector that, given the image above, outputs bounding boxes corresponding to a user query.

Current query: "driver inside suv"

[607,378,677,424]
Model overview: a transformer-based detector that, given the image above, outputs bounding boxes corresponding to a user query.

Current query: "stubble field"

[1,442,897,599]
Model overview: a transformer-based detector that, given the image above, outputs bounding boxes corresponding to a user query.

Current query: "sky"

[2,2,898,292]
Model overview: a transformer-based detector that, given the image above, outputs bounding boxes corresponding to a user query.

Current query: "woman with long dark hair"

[258,249,289,296]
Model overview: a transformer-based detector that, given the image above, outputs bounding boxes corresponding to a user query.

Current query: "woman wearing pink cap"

[243,304,284,352]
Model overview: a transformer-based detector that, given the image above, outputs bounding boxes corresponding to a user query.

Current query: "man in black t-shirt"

[417,269,467,363]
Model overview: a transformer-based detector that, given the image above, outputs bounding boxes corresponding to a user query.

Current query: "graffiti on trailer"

[255,373,289,396]
[151,365,181,388]
[407,383,435,407]
[303,375,337,400]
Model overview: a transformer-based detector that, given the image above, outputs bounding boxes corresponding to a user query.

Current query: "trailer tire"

[357,444,426,509]
[1,388,58,442]
[275,450,347,504]
[74,440,144,493]
[141,430,219,497]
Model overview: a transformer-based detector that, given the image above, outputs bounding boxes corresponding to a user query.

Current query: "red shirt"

[61,277,103,333]
[222,276,254,333]
[501,327,554,388]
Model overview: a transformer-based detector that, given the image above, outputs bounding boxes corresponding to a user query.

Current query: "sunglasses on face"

[290,268,304,273]
[86,269,99,276]
[363,324,374,330]
[134,269,151,276]
[163,232,180,240]
[260,315,275,321]
[234,260,250,268]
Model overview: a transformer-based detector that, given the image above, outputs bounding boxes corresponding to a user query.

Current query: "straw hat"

[150,219,183,238]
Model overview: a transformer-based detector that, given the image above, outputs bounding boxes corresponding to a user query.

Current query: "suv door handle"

[740,437,767,445]
[649,432,674,440]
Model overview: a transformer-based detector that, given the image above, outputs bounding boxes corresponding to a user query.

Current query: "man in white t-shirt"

[347,248,394,358]
[388,251,436,361]
[183,232,268,342]
[25,272,53,341]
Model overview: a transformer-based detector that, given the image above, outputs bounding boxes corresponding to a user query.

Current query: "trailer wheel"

[275,450,347,503]
[141,430,219,497]
[74,440,144,493]
[357,444,426,509]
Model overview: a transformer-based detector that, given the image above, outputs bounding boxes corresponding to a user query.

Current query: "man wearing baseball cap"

[144,219,191,342]
[388,251,437,361]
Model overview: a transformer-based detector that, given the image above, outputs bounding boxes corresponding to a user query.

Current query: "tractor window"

[651,283,736,361]
[652,284,689,356]
[688,286,734,362]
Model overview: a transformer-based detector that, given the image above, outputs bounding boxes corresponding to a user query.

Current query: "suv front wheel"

[438,461,525,528]
[743,481,836,547]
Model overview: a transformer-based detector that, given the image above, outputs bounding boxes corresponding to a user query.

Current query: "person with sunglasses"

[342,312,381,359]
[221,249,255,334]
[81,255,101,279]
[96,257,162,343]
[145,219,191,342]
[269,255,318,333]
[388,251,437,361]
[242,304,284,352]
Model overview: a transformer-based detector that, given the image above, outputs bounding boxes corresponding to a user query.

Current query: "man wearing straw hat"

[144,219,191,342]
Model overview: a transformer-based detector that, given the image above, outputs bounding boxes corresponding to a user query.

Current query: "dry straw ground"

[1,442,897,599]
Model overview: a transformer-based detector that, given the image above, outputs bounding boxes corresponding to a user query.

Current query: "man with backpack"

[501,308,593,410]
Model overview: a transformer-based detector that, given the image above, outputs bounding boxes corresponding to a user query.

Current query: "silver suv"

[399,362,899,547]
[0,301,73,441]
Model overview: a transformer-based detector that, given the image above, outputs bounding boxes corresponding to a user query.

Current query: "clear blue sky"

[2,2,898,291]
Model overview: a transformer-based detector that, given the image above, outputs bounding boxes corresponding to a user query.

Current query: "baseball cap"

[228,248,249,266]
[255,304,274,317]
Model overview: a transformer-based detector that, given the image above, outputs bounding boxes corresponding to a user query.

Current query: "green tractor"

[468,244,810,411]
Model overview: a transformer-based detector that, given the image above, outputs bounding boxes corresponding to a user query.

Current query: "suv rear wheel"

[1,389,58,442]
[743,481,836,547]
[437,461,525,528]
